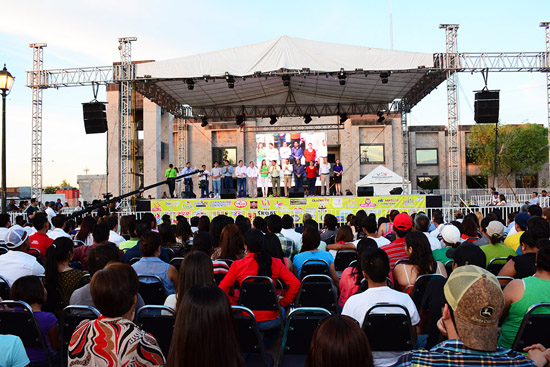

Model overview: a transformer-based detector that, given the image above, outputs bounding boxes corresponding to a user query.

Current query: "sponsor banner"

[150,196,426,223]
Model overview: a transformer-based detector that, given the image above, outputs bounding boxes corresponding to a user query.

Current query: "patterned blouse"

[58,269,86,305]
[68,316,165,367]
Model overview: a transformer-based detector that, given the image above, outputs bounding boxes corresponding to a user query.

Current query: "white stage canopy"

[355,165,411,196]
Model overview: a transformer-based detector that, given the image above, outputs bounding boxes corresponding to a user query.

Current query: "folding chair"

[409,274,446,309]
[300,259,329,280]
[129,257,142,265]
[334,250,357,272]
[487,257,509,275]
[61,305,100,366]
[512,303,550,352]
[362,303,415,352]
[0,274,10,300]
[326,235,336,245]
[238,276,283,331]
[232,306,273,367]
[73,240,85,248]
[135,305,175,357]
[28,247,44,265]
[0,300,54,366]
[217,258,235,268]
[295,275,338,313]
[0,245,8,255]
[496,276,514,289]
[278,307,330,367]
[170,256,185,269]
[164,248,175,260]
[445,260,454,275]
[77,273,91,288]
[138,275,168,305]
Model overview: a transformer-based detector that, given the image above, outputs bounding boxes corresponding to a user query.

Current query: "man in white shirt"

[211,161,223,198]
[235,160,248,198]
[0,213,11,241]
[354,215,390,248]
[106,216,125,246]
[319,157,331,196]
[0,225,45,286]
[279,141,291,161]
[198,164,210,198]
[414,213,442,251]
[343,247,419,367]
[48,215,71,240]
[281,214,302,248]
[527,192,539,206]
[281,158,293,197]
[246,161,259,198]
[45,201,57,226]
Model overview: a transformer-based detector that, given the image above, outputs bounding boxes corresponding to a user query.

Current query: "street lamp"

[0,65,15,214]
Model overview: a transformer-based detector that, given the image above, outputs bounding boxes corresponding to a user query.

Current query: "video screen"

[255,132,327,167]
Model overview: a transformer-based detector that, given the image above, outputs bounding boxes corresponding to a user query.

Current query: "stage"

[138,195,429,224]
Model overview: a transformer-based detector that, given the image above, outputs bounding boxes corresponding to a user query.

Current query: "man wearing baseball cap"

[0,225,44,286]
[481,221,517,268]
[504,212,530,252]
[396,265,539,366]
[380,212,413,270]
[432,224,462,265]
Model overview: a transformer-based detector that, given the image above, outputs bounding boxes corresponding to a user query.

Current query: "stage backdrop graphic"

[255,132,328,167]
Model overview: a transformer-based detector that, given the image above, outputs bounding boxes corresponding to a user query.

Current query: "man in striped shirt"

[380,212,412,270]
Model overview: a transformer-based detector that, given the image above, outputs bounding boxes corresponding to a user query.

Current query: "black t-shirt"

[420,275,447,349]
[512,252,536,278]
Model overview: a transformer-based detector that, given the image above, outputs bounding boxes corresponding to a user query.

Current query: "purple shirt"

[28,311,58,363]
[333,164,343,174]
[291,146,303,159]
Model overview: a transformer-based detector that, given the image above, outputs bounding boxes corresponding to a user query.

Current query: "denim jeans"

[237,178,246,197]
[167,178,176,198]
[224,176,233,189]
[200,180,209,198]
[184,178,193,197]
[294,175,304,190]
[212,180,221,196]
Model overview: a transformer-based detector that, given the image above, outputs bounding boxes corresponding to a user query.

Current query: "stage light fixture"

[236,115,245,126]
[282,74,291,87]
[225,72,235,88]
[201,117,208,127]
[339,113,348,123]
[186,78,194,90]
[304,114,312,124]
[338,68,346,86]
[269,115,277,125]
[377,111,385,123]
[380,72,389,84]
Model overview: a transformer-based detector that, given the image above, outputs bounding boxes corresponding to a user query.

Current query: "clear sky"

[1,0,549,187]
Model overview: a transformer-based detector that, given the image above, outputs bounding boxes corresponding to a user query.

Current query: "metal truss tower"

[118,37,136,214]
[29,43,47,202]
[440,24,460,205]
[542,22,550,184]
[401,100,410,194]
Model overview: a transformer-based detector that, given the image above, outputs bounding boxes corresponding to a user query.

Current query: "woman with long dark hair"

[212,224,245,260]
[263,232,293,271]
[393,231,447,293]
[75,216,96,246]
[338,238,377,307]
[167,285,243,367]
[197,215,210,233]
[293,226,339,285]
[159,222,181,253]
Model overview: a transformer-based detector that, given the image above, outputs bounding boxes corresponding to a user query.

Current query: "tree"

[43,185,60,194]
[468,123,548,187]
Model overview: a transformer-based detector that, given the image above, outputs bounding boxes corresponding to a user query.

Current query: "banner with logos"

[150,196,427,224]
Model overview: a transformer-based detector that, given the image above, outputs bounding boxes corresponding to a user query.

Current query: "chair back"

[295,275,338,313]
[512,303,550,352]
[238,276,280,312]
[445,260,453,275]
[232,306,271,367]
[61,305,100,365]
[138,275,168,305]
[362,303,415,352]
[217,259,235,267]
[28,247,44,265]
[164,248,175,260]
[0,245,8,255]
[129,257,142,265]
[280,307,330,356]
[496,276,514,289]
[77,273,91,288]
[135,305,175,357]
[487,257,509,275]
[0,274,10,300]
[326,235,336,245]
[410,274,445,309]
[300,259,329,280]
[169,257,185,269]
[334,250,357,272]
[73,240,85,248]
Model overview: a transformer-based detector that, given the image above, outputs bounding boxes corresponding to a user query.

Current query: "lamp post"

[0,65,15,215]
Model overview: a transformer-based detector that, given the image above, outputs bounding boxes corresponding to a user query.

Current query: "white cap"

[441,224,461,245]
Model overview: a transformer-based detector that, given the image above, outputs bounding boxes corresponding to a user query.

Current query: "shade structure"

[355,165,411,196]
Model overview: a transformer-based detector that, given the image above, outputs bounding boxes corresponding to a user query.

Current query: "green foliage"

[468,123,548,179]
[43,186,60,194]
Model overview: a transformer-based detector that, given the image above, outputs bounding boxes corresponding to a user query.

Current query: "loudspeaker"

[289,187,305,198]
[220,189,236,199]
[426,195,443,208]
[389,187,403,195]
[474,90,499,124]
[357,186,374,197]
[83,101,108,134]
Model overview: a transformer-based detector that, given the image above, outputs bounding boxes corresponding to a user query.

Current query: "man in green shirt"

[119,218,138,252]
[481,221,517,267]
[432,224,461,265]
[165,164,178,198]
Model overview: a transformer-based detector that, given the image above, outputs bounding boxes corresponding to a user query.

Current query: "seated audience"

[132,231,178,295]
[281,214,302,247]
[414,213,441,251]
[432,224,461,264]
[47,214,71,240]
[498,229,547,278]
[164,251,214,311]
[123,222,170,264]
[212,223,245,260]
[106,215,125,246]
[320,214,339,242]
[293,226,339,285]
[481,221,518,267]
[119,218,138,252]
[166,285,242,367]
[327,225,356,253]
[343,247,419,367]
[73,223,112,269]
[339,237,377,307]
[355,215,390,248]
[197,215,210,233]
[380,212,413,270]
[306,314,373,367]
[191,231,230,276]
[68,263,165,366]
[460,216,480,243]
[74,216,95,246]
[0,334,30,367]
[29,213,53,260]
[504,212,530,251]
[159,222,180,254]
[263,232,293,271]
[0,225,45,286]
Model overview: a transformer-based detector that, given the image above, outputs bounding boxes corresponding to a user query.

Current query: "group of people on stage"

[165,157,344,199]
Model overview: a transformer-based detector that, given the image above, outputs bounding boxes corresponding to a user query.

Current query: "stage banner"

[150,196,427,224]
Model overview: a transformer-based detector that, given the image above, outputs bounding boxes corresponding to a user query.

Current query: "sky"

[1,0,549,188]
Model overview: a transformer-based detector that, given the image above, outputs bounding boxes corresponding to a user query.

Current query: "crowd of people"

[2,202,550,366]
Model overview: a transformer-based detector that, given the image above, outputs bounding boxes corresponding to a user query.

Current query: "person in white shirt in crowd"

[281,158,293,197]
[210,161,223,199]
[414,213,442,251]
[429,213,444,239]
[281,214,302,248]
[279,141,291,161]
[246,161,259,198]
[74,201,84,212]
[319,157,331,196]
[106,216,125,246]
[198,164,210,198]
[343,247,419,367]
[0,225,45,286]
[45,201,57,226]
[235,160,247,198]
[354,215,390,248]
[487,190,500,206]
[527,192,539,206]
[47,215,71,240]
[0,213,11,240]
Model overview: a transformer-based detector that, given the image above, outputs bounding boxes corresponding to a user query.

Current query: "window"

[212,147,237,165]
[417,176,439,190]
[516,174,538,188]
[465,147,480,165]
[467,175,488,189]
[416,149,438,165]
[360,144,384,164]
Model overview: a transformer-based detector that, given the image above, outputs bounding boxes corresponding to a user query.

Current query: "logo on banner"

[211,201,231,208]
[234,200,248,209]
[262,199,270,207]
[333,198,343,208]
[250,201,258,209]
[195,201,207,208]
[359,198,377,208]
[290,199,307,206]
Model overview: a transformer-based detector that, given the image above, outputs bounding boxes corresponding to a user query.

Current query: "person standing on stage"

[306,160,318,197]
[246,161,259,198]
[293,159,305,190]
[256,142,266,167]
[182,162,195,198]
[333,159,343,196]
[211,161,222,198]
[198,165,210,198]
[165,164,178,198]
[291,141,303,165]
[259,159,269,198]
[319,157,331,196]
[318,139,328,160]
[235,160,247,198]
[266,142,279,163]
[279,141,291,162]
[222,160,234,190]
[282,158,293,197]
[268,160,281,197]
[304,142,316,165]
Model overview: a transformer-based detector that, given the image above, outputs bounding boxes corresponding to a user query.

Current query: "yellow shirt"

[504,231,524,252]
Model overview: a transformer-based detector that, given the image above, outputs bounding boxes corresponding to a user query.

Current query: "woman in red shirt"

[303,142,316,164]
[306,161,318,196]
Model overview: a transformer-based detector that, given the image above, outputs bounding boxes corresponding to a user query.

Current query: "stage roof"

[134,36,446,119]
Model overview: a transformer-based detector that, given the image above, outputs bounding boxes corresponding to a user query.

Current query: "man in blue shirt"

[222,160,234,189]
[291,141,303,164]
[181,162,195,198]
[293,160,305,190]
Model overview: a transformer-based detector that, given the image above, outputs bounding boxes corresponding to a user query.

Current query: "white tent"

[355,165,411,196]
